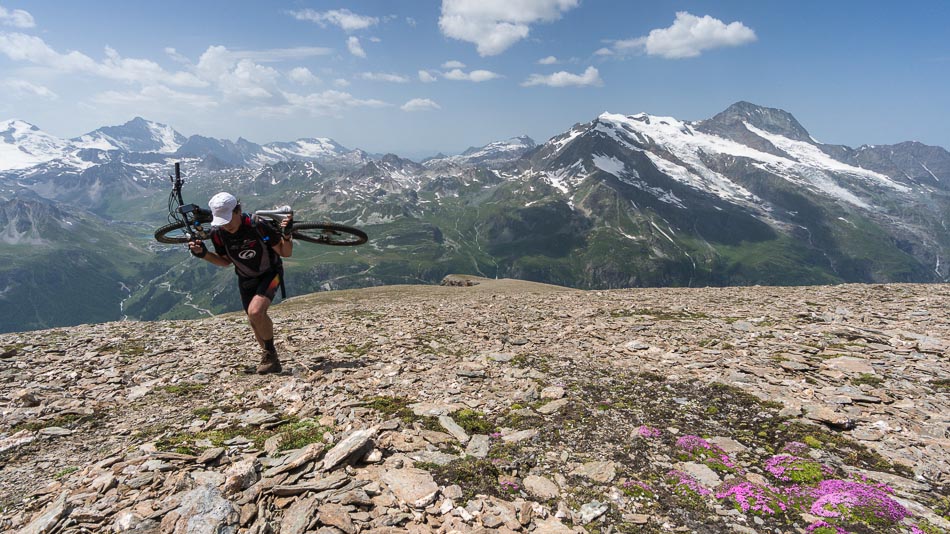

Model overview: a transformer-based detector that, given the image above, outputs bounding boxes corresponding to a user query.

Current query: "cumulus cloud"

[418,70,438,83]
[333,78,350,87]
[441,60,466,69]
[537,55,558,64]
[0,32,206,87]
[249,89,387,118]
[290,8,379,32]
[439,0,579,56]
[91,85,219,110]
[196,45,280,99]
[522,66,601,87]
[613,12,756,59]
[442,68,500,82]
[0,6,34,28]
[288,67,320,84]
[401,98,441,112]
[2,78,56,99]
[359,72,409,83]
[347,36,366,58]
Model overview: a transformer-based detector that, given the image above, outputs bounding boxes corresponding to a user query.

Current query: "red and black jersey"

[209,214,282,279]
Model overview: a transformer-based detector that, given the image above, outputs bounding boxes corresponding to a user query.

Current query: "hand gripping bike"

[153,163,368,246]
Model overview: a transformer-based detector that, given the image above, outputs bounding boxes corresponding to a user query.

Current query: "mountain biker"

[187,192,293,374]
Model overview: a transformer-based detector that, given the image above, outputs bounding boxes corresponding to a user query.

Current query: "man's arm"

[188,240,232,267]
[272,215,293,258]
[273,235,293,258]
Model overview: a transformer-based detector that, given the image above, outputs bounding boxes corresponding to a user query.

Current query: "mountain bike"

[153,163,367,246]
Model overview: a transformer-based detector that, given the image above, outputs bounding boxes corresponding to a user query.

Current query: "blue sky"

[1,1,948,158]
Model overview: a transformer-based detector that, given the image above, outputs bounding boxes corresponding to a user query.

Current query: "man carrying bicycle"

[188,192,293,374]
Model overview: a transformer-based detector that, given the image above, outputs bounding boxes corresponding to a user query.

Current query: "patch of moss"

[931,378,950,392]
[13,414,86,433]
[426,457,501,504]
[365,395,417,425]
[851,373,884,387]
[53,466,78,479]
[451,408,495,435]
[155,417,328,455]
[803,435,823,449]
[158,383,206,395]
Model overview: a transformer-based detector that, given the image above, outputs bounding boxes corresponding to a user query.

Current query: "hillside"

[1,279,948,533]
[3,103,950,333]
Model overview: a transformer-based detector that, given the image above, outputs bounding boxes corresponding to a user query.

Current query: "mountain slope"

[1,102,949,331]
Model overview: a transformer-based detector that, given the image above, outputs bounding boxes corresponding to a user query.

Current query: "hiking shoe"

[256,349,282,375]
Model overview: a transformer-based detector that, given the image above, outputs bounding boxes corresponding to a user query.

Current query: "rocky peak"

[702,101,814,143]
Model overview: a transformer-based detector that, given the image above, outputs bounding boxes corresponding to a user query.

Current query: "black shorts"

[238,270,281,312]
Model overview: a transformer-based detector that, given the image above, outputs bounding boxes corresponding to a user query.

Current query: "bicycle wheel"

[154,221,189,244]
[292,222,368,246]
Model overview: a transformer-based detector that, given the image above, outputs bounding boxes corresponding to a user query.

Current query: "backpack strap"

[250,214,286,299]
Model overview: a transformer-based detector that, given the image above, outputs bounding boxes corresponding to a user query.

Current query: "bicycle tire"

[292,222,367,246]
[154,221,189,244]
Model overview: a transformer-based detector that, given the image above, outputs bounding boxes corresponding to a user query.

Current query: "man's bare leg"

[247,295,280,373]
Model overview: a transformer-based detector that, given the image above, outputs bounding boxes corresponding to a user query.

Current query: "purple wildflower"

[667,470,712,497]
[716,480,788,515]
[805,520,849,534]
[809,480,910,524]
[637,425,661,438]
[676,435,714,453]
[782,441,810,455]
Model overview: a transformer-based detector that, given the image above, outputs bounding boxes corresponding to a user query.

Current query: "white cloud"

[347,36,366,58]
[196,46,280,99]
[368,37,382,43]
[418,70,438,83]
[91,85,218,110]
[0,6,34,28]
[232,47,333,62]
[0,32,206,87]
[522,66,601,87]
[441,60,466,69]
[359,72,409,83]
[614,12,756,59]
[288,67,320,84]
[290,8,379,32]
[401,98,441,112]
[406,17,417,27]
[594,47,613,56]
[443,68,500,82]
[333,78,350,87]
[250,89,387,118]
[165,47,190,64]
[538,55,558,64]
[439,0,580,56]
[2,79,56,99]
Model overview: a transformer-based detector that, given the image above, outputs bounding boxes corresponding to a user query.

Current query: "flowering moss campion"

[637,425,661,438]
[765,454,829,483]
[809,479,910,526]
[675,435,739,472]
[716,480,788,516]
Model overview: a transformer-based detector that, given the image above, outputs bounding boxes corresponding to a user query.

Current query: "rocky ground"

[1,278,948,534]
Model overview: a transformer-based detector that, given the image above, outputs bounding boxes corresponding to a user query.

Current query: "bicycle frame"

[254,206,294,236]
[166,162,212,240]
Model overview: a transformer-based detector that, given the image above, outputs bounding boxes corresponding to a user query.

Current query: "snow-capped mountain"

[74,117,186,153]
[0,120,73,170]
[424,135,536,168]
[3,102,950,333]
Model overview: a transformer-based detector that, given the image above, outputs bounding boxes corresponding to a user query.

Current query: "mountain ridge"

[2,101,950,332]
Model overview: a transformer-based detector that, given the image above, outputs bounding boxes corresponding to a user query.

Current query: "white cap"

[209,192,238,226]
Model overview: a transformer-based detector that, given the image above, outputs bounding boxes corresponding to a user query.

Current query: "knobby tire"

[154,221,189,244]
[292,222,367,246]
